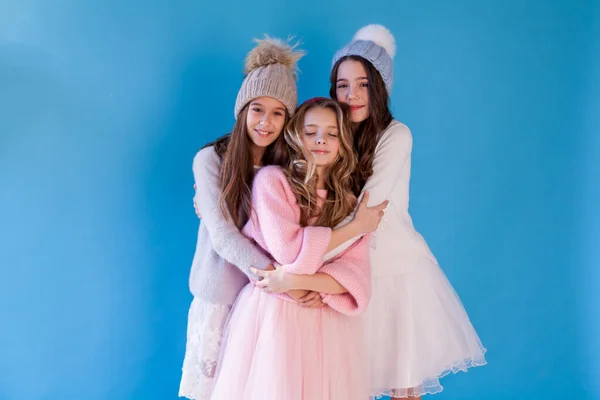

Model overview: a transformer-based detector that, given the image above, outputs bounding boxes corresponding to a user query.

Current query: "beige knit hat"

[234,36,304,119]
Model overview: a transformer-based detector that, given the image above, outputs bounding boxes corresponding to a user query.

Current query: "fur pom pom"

[244,36,305,74]
[353,24,396,59]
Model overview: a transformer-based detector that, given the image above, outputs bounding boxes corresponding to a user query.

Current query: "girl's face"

[246,96,287,148]
[334,59,370,123]
[301,107,340,168]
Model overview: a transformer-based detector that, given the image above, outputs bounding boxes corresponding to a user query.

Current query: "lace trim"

[179,300,231,400]
[371,352,487,399]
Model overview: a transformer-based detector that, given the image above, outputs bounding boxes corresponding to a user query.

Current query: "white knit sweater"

[326,120,437,274]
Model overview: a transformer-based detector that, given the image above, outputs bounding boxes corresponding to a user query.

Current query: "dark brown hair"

[202,104,290,228]
[330,55,393,196]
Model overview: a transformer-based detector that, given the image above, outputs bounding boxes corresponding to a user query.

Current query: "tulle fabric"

[367,255,487,398]
[211,284,369,400]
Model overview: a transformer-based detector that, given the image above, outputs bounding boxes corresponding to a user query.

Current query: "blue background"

[1,0,598,399]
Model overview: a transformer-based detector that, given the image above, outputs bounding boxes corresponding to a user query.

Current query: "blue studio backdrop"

[1,0,599,399]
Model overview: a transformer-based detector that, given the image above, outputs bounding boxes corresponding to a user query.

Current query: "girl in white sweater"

[328,25,487,399]
[258,25,487,399]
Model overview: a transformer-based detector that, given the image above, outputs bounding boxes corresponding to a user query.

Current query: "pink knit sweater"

[241,166,372,315]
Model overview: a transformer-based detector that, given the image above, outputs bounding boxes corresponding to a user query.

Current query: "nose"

[346,85,358,100]
[261,114,271,125]
[316,134,327,145]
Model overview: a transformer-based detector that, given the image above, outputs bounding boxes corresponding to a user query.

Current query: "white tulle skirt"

[367,254,487,399]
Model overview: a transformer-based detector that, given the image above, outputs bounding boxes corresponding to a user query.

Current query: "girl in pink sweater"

[210,98,380,400]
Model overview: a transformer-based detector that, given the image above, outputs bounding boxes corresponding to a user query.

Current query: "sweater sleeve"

[318,234,372,316]
[193,147,272,278]
[361,122,412,208]
[251,166,332,275]
[322,122,413,259]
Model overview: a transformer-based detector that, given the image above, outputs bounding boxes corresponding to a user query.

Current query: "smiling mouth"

[350,105,365,111]
[255,129,272,137]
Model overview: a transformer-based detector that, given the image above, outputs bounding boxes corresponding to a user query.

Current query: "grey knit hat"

[234,37,304,119]
[332,24,396,94]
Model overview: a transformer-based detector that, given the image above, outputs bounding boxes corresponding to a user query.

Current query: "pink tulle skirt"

[210,284,369,400]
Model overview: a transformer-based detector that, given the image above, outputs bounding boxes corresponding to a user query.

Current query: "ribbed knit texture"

[332,39,394,93]
[242,166,372,315]
[234,63,298,118]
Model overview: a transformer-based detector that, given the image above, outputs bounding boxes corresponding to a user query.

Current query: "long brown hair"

[330,55,393,196]
[203,104,290,228]
[284,98,357,228]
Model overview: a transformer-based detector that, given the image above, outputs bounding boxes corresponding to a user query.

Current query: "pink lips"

[255,129,271,137]
[350,105,364,112]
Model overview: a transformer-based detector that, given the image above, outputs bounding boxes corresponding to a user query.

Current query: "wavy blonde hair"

[284,98,357,228]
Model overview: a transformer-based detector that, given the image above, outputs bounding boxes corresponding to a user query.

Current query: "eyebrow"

[305,124,339,130]
[336,76,368,82]
[250,102,286,112]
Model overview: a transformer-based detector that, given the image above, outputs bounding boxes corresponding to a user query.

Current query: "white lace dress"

[179,298,231,400]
